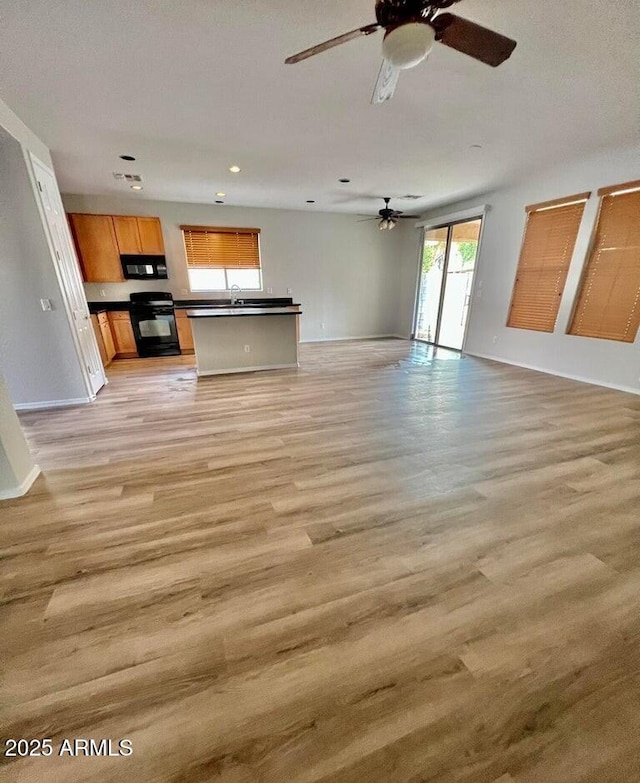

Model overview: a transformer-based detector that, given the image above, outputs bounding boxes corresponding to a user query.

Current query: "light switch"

[40,298,53,311]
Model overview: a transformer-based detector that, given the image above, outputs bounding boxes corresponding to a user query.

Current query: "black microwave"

[121,255,168,280]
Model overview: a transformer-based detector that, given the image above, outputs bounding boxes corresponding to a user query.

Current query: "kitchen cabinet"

[108,311,138,358]
[98,312,116,363]
[68,213,165,282]
[137,217,165,254]
[91,312,116,367]
[91,315,108,366]
[113,215,165,255]
[176,310,195,353]
[68,213,123,283]
[113,216,142,254]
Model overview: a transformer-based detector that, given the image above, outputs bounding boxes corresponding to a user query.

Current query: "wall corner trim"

[0,464,41,501]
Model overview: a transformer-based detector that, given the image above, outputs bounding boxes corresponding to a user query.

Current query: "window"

[181,225,262,291]
[568,180,640,342]
[507,193,590,332]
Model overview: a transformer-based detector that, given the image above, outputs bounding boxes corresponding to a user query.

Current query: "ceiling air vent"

[402,194,422,200]
[113,172,143,182]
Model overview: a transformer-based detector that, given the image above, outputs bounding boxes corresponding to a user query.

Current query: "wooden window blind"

[507,193,589,332]
[568,181,640,343]
[181,226,261,269]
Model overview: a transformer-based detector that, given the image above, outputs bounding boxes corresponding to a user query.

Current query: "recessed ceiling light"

[130,184,143,190]
[306,200,315,203]
[119,154,136,161]
[216,200,225,204]
[216,191,226,197]
[338,178,351,183]
[229,165,241,173]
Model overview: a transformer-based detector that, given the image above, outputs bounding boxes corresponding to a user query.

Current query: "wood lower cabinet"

[91,315,108,367]
[176,310,195,353]
[98,312,116,363]
[68,213,123,283]
[108,311,138,358]
[91,312,117,368]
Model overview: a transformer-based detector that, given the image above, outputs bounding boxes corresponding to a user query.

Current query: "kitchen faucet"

[229,284,243,306]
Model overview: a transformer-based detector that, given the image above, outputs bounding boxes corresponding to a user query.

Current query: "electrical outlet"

[244,344,251,352]
[320,322,325,330]
[99,289,106,297]
[40,298,52,311]
[492,335,498,344]
[266,287,273,294]
[286,287,292,294]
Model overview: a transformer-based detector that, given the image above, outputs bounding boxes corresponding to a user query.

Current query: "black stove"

[129,292,180,357]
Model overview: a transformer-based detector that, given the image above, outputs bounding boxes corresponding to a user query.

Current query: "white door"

[28,155,105,397]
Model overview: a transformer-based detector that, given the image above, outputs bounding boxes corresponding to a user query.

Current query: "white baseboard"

[466,350,640,396]
[197,363,299,377]
[14,396,94,411]
[300,334,402,344]
[0,464,41,500]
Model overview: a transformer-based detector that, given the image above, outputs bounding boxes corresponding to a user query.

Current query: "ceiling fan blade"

[433,13,517,67]
[285,23,380,64]
[371,59,400,104]
[357,217,380,222]
[397,215,421,219]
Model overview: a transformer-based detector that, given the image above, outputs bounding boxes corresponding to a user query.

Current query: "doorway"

[413,217,482,350]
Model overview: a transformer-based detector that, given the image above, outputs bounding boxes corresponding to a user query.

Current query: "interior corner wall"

[0,132,88,406]
[414,143,640,394]
[61,194,402,342]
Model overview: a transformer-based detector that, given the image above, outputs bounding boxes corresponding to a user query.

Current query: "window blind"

[569,181,640,342]
[181,225,261,269]
[507,193,589,332]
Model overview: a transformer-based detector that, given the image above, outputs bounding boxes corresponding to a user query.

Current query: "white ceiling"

[0,0,638,215]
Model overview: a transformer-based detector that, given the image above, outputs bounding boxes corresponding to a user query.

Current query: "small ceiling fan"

[285,0,517,104]
[359,198,420,230]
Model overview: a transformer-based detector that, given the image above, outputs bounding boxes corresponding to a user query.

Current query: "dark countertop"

[187,307,301,319]
[87,297,299,314]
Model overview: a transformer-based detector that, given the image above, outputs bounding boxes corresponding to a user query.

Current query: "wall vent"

[113,172,143,182]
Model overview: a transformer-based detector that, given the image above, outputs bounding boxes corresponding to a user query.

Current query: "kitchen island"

[186,307,301,376]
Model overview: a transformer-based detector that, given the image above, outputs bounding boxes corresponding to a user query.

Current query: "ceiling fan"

[285,0,517,104]
[359,198,420,230]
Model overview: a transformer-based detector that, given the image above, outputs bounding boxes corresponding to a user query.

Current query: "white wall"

[0,131,89,406]
[400,143,640,394]
[62,194,403,342]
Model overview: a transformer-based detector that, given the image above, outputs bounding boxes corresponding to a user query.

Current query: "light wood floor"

[3,339,640,782]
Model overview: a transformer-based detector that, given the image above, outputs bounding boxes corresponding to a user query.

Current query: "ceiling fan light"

[382,22,435,70]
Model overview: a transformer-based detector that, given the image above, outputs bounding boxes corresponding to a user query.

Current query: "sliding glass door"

[414,217,482,350]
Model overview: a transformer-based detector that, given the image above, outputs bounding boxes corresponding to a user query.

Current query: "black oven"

[129,292,180,357]
[121,255,168,280]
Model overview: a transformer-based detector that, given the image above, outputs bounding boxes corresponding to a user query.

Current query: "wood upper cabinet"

[68,213,123,283]
[113,215,165,255]
[113,216,142,254]
[137,217,165,254]
[68,213,165,282]
[108,311,137,357]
